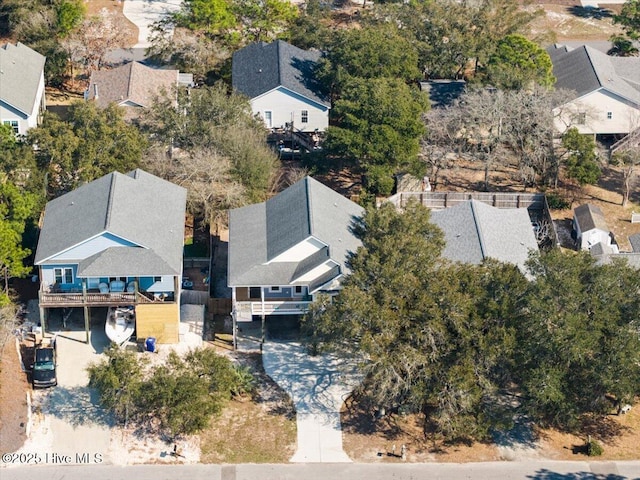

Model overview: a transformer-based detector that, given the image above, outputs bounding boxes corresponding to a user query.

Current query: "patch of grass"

[200,399,297,463]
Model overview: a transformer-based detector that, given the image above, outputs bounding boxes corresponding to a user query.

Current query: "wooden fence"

[181,290,210,305]
[382,191,547,210]
[208,298,232,315]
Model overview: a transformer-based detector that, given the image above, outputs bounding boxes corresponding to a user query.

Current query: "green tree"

[317,24,421,96]
[608,35,639,56]
[140,84,278,224]
[233,0,298,43]
[87,345,145,425]
[516,250,640,429]
[288,0,332,50]
[0,182,37,294]
[175,0,236,36]
[484,34,554,90]
[29,103,146,196]
[561,127,600,186]
[55,0,85,38]
[323,77,429,195]
[303,202,527,441]
[614,0,640,40]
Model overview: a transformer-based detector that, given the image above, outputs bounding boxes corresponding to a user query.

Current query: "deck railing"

[234,300,312,318]
[38,290,170,307]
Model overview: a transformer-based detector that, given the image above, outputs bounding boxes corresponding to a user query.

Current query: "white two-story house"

[232,40,330,133]
[0,42,46,136]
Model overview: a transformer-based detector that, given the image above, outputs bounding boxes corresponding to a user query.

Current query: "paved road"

[2,461,640,480]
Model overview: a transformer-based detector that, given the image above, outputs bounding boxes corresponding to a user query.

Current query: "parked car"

[32,336,57,388]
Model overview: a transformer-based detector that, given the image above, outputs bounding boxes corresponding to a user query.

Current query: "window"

[607,111,613,120]
[293,285,304,296]
[270,286,281,292]
[153,276,162,282]
[576,113,586,125]
[301,110,308,124]
[3,120,18,134]
[54,268,73,284]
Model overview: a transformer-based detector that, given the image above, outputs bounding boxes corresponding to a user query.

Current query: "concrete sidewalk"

[123,0,183,48]
[262,341,362,463]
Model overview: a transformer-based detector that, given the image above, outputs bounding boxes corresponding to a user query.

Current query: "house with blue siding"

[34,169,187,343]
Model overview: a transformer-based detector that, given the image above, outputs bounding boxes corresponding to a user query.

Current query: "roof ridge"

[104,173,118,230]
[469,200,486,260]
[126,62,135,101]
[276,40,283,89]
[305,176,313,236]
[583,45,605,88]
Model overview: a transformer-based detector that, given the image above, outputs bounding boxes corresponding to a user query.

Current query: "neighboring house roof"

[630,233,640,253]
[430,200,538,270]
[0,42,45,115]
[35,169,187,276]
[232,40,329,108]
[574,203,609,233]
[228,177,363,287]
[547,44,640,106]
[86,62,178,109]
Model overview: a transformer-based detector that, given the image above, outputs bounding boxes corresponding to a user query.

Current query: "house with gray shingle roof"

[86,62,192,119]
[573,203,617,252]
[35,169,187,344]
[430,200,539,272]
[232,40,330,132]
[548,44,640,137]
[228,176,363,327]
[0,42,46,135]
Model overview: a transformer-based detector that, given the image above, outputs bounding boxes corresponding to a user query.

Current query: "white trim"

[251,86,331,110]
[269,285,281,293]
[35,230,148,264]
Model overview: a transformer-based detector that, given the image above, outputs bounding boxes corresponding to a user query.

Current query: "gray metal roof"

[35,169,187,275]
[574,203,609,233]
[228,177,363,286]
[430,200,538,270]
[548,44,640,105]
[630,233,640,253]
[231,40,329,108]
[0,42,45,115]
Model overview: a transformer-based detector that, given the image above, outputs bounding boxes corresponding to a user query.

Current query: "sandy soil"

[0,340,29,454]
[86,0,139,48]
[527,4,623,41]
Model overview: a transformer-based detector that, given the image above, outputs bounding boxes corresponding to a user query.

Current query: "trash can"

[145,337,156,353]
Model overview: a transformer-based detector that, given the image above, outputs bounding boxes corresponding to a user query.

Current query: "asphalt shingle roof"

[228,177,363,286]
[87,62,178,109]
[0,42,45,115]
[574,203,609,233]
[35,169,187,275]
[548,44,640,105]
[630,233,640,253]
[232,40,329,107]
[430,200,538,270]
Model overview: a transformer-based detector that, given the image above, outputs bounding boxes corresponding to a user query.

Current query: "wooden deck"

[38,291,172,307]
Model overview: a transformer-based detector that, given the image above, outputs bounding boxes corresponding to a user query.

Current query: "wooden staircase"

[610,127,640,157]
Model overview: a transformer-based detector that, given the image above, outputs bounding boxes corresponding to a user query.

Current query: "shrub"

[546,192,570,210]
[586,438,604,457]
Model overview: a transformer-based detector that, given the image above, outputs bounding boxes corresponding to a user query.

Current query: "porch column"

[231,287,237,350]
[82,278,87,302]
[260,287,265,347]
[84,305,90,344]
[39,304,47,338]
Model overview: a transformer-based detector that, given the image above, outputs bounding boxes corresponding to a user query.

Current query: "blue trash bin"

[145,337,156,353]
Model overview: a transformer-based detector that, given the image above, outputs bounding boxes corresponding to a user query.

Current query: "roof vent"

[258,68,262,73]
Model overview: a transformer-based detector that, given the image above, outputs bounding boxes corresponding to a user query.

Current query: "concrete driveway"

[17,308,113,464]
[123,0,183,48]
[262,341,363,463]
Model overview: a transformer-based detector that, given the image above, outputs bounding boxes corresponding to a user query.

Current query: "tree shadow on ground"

[578,413,630,442]
[566,6,613,20]
[42,385,113,427]
[243,352,297,421]
[527,469,627,480]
